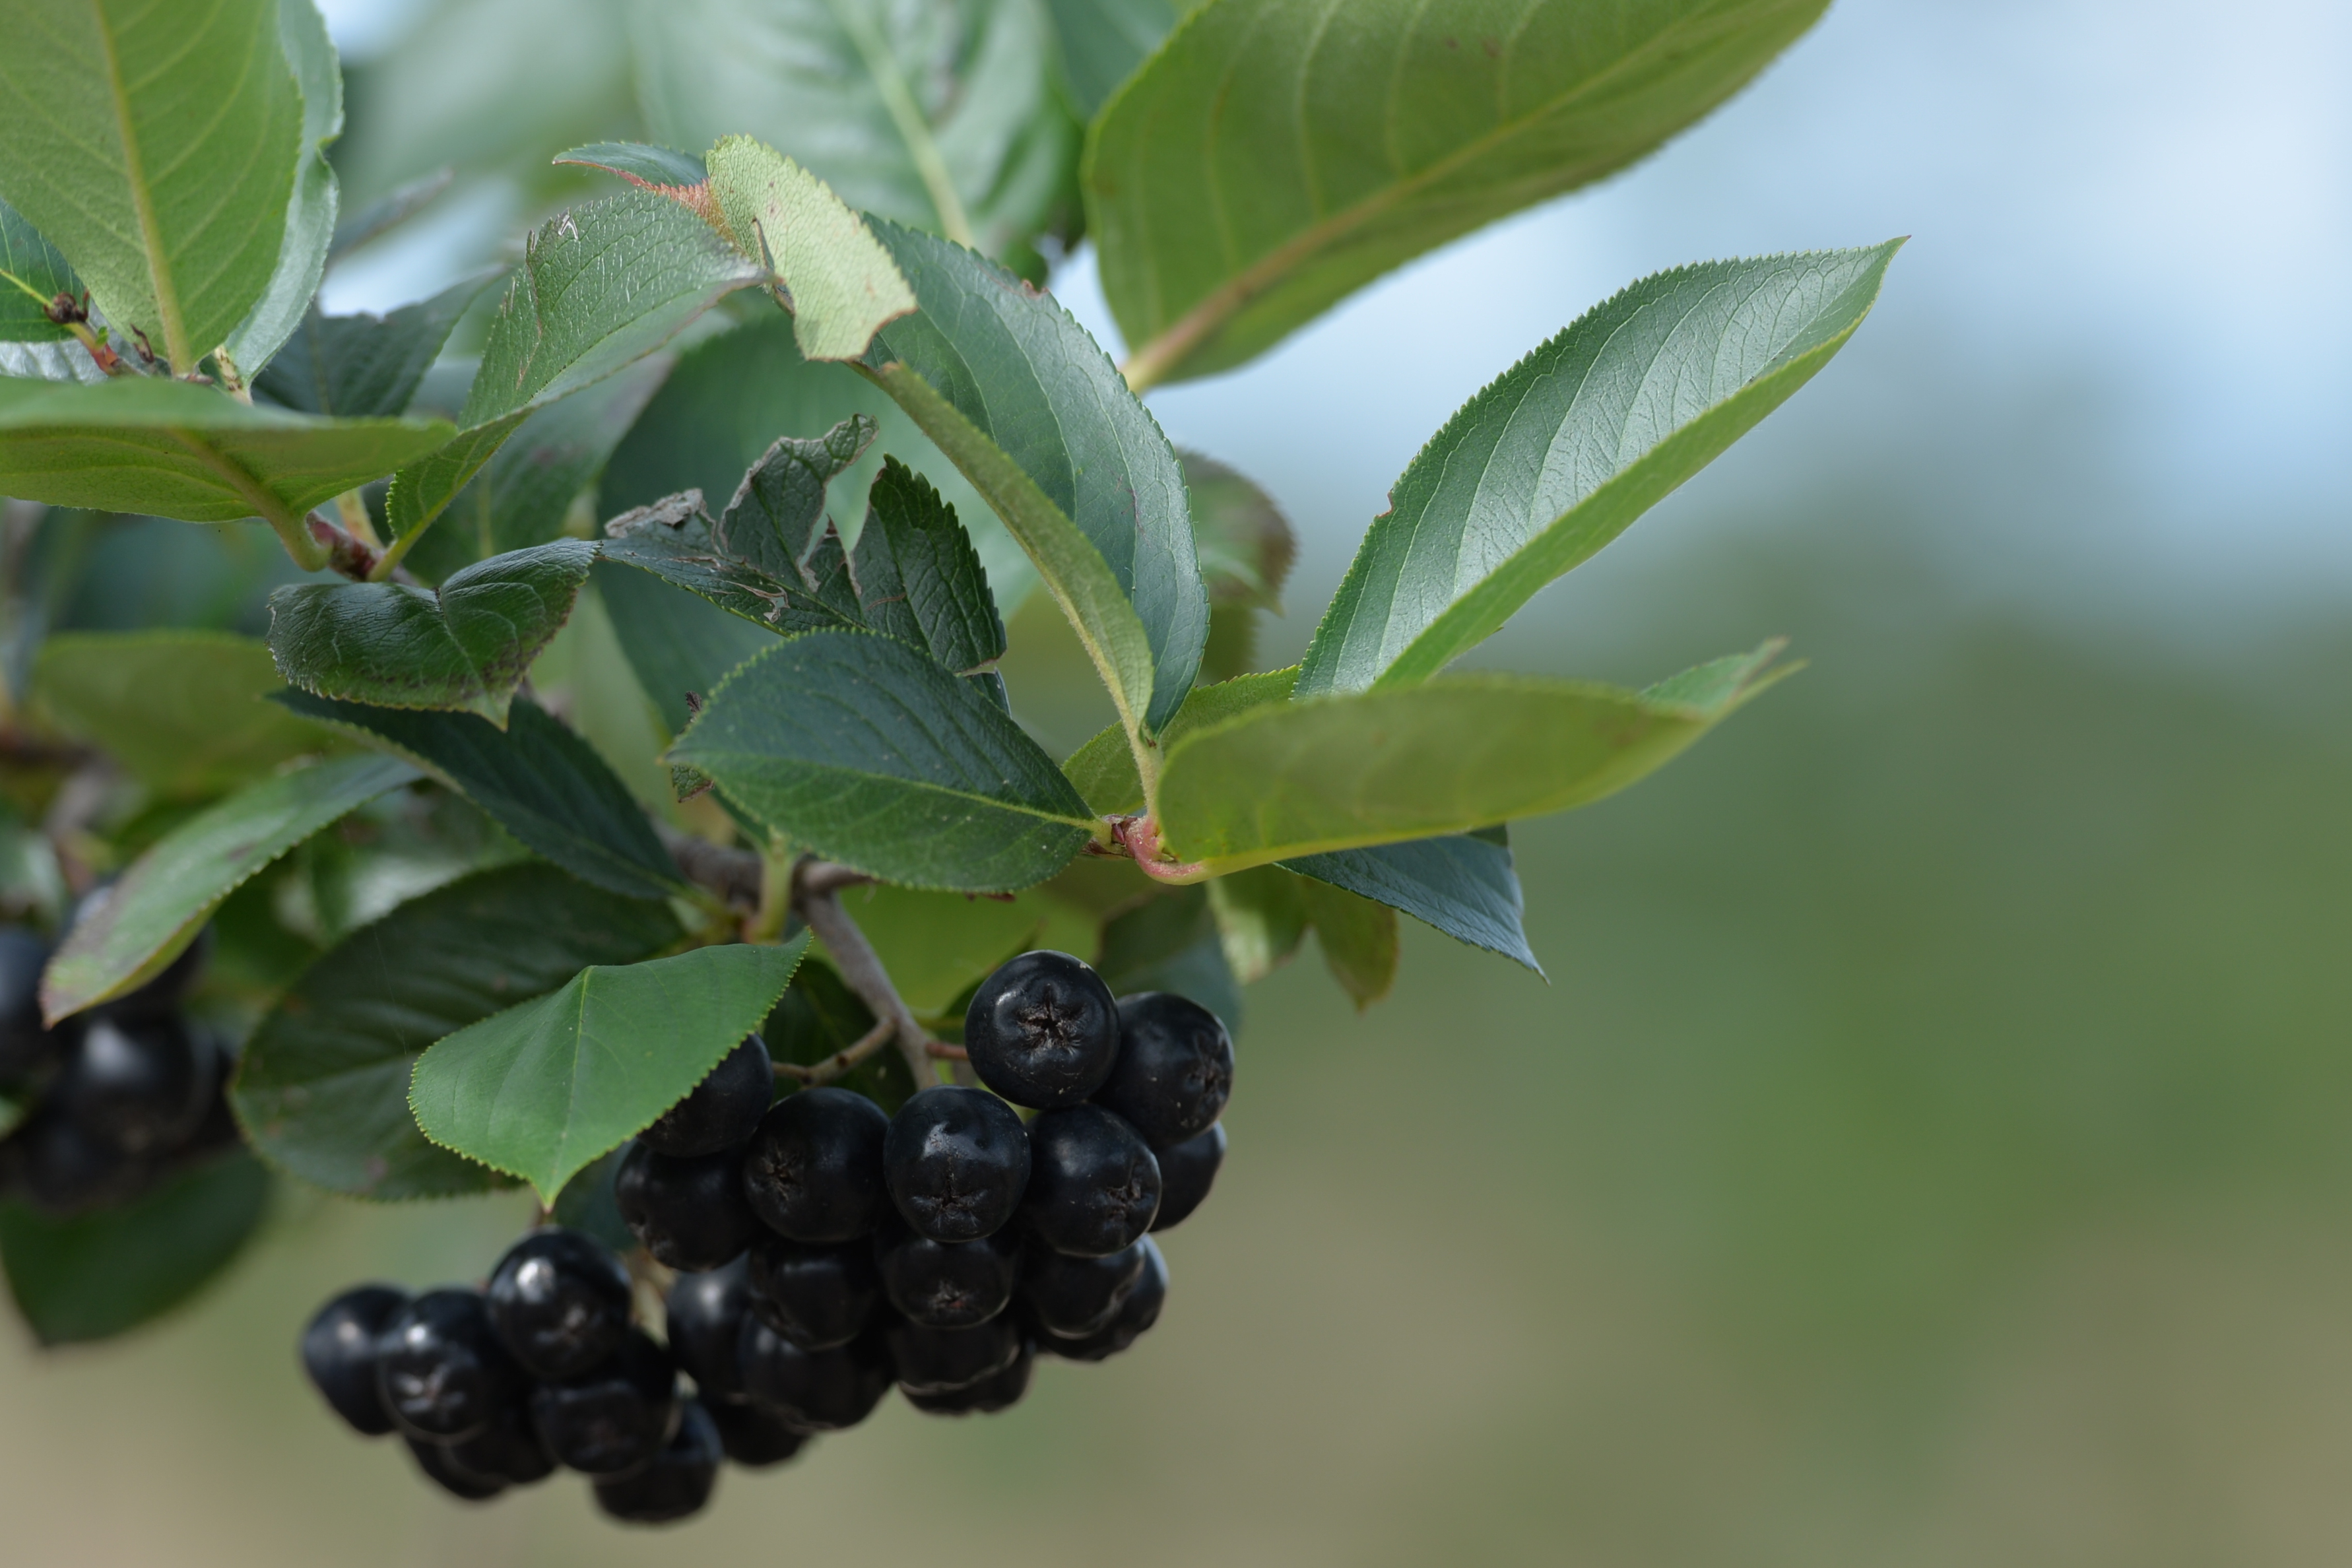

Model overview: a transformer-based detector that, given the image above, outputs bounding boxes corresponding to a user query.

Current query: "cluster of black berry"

[298,951,1233,1523]
[0,922,235,1212]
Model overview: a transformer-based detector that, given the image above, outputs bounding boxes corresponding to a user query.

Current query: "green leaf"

[0,376,455,525]
[1091,0,1833,385]
[253,273,496,418]
[1047,0,1189,119]
[0,197,97,383]
[1282,833,1539,974]
[39,754,418,1022]
[29,631,334,797]
[556,142,709,190]
[1061,666,1295,816]
[275,692,682,901]
[405,356,671,585]
[265,539,598,725]
[1297,245,1901,696]
[1295,877,1396,1009]
[632,4,1078,259]
[0,1154,271,1346]
[1184,449,1297,684]
[1097,884,1241,1028]
[220,0,344,379]
[861,218,1204,736]
[1156,646,1790,873]
[766,960,917,1113]
[410,937,810,1203]
[0,0,302,374]
[382,191,768,544]
[1204,863,1307,985]
[593,563,775,737]
[703,136,923,361]
[674,630,1095,892]
[232,864,681,1200]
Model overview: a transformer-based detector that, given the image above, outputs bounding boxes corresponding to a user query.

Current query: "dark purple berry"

[736,1318,890,1431]
[0,927,62,1092]
[903,1340,1032,1416]
[873,1220,1018,1328]
[883,1085,1029,1242]
[639,1035,771,1158]
[706,1399,810,1466]
[9,1106,152,1215]
[1095,993,1232,1148]
[301,1284,410,1435]
[484,1227,632,1379]
[50,1013,215,1155]
[1021,1239,1146,1339]
[664,1258,754,1404]
[615,1140,760,1272]
[593,1398,721,1525]
[375,1289,523,1442]
[443,1397,556,1486]
[887,1317,1022,1396]
[1150,1121,1225,1231]
[741,1086,890,1242]
[1038,1237,1166,1363]
[746,1233,878,1350]
[964,950,1118,1109]
[530,1328,678,1477]
[1022,1104,1160,1256]
[405,1434,507,1501]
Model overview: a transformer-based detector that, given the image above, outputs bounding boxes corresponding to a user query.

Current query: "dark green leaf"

[40,754,420,1022]
[1204,864,1307,984]
[863,218,1204,735]
[593,563,775,737]
[410,937,809,1202]
[634,4,1078,259]
[220,0,343,378]
[554,142,708,190]
[1156,647,1792,873]
[1184,449,1296,683]
[254,273,496,418]
[275,692,682,901]
[29,631,335,796]
[232,864,682,1200]
[0,1155,271,1346]
[265,539,598,725]
[1297,245,1901,696]
[766,960,917,1113]
[0,376,455,525]
[1296,878,1396,1009]
[1097,884,1241,1029]
[1282,835,1539,975]
[1093,0,1833,385]
[1047,0,1187,119]
[673,630,1095,892]
[0,0,301,373]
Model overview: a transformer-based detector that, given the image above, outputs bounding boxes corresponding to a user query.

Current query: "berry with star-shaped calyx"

[664,1258,756,1405]
[50,1013,215,1155]
[301,1284,410,1436]
[873,1218,1019,1328]
[737,1318,891,1431]
[375,1289,523,1443]
[484,1227,632,1380]
[746,1232,880,1350]
[1020,1239,1147,1340]
[1021,1103,1160,1256]
[1037,1237,1167,1363]
[530,1328,679,1478]
[1094,992,1233,1148]
[882,1086,1029,1243]
[615,1140,760,1272]
[964,950,1119,1109]
[740,1086,890,1242]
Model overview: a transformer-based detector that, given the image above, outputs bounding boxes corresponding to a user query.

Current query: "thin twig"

[654,821,763,909]
[773,1017,896,1086]
[925,1041,969,1061]
[789,857,936,1088]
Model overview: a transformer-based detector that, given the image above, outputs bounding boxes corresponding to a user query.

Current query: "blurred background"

[7,0,2352,1563]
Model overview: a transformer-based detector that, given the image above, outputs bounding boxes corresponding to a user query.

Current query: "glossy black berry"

[301,1284,410,1436]
[874,1220,1018,1328]
[443,1397,557,1486]
[530,1328,679,1478]
[484,1227,632,1380]
[9,1106,150,1215]
[375,1289,523,1442]
[405,1434,507,1501]
[1039,1237,1167,1363]
[964,950,1119,1109]
[0,927,61,1091]
[740,1086,889,1242]
[903,1340,1033,1416]
[883,1085,1029,1242]
[705,1399,811,1467]
[1095,993,1233,1148]
[664,1258,754,1404]
[1022,1104,1160,1256]
[1021,1239,1147,1339]
[639,1035,771,1158]
[1150,1121,1225,1231]
[98,923,211,1018]
[593,1398,721,1525]
[887,1317,1023,1396]
[746,1233,878,1350]
[737,1319,890,1431]
[51,1013,215,1155]
[614,1140,760,1272]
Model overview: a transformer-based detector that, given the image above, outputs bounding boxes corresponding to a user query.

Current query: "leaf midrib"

[88,0,187,371]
